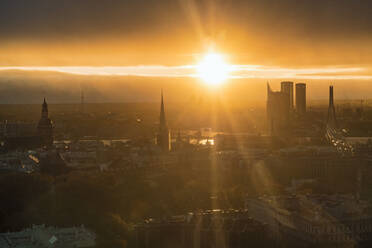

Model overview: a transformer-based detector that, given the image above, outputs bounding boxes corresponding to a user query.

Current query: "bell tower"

[37,98,54,147]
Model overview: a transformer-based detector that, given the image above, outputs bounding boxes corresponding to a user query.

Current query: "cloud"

[0,0,371,66]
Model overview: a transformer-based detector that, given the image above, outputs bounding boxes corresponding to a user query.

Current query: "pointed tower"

[267,83,273,134]
[42,98,48,118]
[327,85,338,128]
[37,98,54,147]
[160,90,166,130]
[156,90,171,152]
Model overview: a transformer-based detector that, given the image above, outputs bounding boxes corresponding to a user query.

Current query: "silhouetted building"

[281,81,294,109]
[2,121,36,137]
[265,146,360,185]
[156,91,171,152]
[295,83,306,115]
[327,85,337,128]
[2,121,41,149]
[267,83,290,135]
[37,98,54,147]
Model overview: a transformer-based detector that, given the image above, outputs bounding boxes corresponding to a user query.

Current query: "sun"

[196,53,230,86]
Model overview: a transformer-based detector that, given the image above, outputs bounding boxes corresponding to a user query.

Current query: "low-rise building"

[0,151,38,173]
[246,194,372,247]
[0,224,95,248]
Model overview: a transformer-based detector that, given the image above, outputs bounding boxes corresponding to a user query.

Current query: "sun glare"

[196,53,230,86]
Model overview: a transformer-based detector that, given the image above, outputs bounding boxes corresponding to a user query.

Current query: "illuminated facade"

[247,194,372,246]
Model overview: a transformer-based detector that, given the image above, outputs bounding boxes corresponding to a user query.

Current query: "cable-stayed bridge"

[325,85,354,156]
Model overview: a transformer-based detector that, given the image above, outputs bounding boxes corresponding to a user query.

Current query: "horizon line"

[0,65,371,80]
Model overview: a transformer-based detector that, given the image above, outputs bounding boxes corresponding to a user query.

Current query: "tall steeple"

[42,98,48,119]
[156,90,171,152]
[327,85,338,128]
[160,89,166,129]
[38,98,53,147]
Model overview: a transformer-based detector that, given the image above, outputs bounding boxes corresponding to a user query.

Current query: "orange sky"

[1,0,372,68]
[1,0,372,103]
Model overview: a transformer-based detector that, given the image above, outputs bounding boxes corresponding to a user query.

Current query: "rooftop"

[252,194,372,223]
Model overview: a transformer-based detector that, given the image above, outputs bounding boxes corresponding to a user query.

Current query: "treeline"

[0,163,286,247]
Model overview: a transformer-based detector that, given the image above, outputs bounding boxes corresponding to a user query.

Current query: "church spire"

[38,97,53,147]
[160,89,166,128]
[156,90,171,152]
[42,97,48,119]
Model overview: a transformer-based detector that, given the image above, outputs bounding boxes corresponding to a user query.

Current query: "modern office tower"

[295,83,306,115]
[267,83,290,135]
[37,98,54,147]
[281,81,294,109]
[327,85,337,128]
[156,90,171,152]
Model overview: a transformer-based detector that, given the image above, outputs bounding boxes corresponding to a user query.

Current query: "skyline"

[2,2,372,247]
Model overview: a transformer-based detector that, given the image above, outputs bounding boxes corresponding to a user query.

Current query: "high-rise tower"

[267,83,290,135]
[327,85,337,127]
[37,98,54,147]
[156,90,171,152]
[295,83,306,116]
[281,81,294,109]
